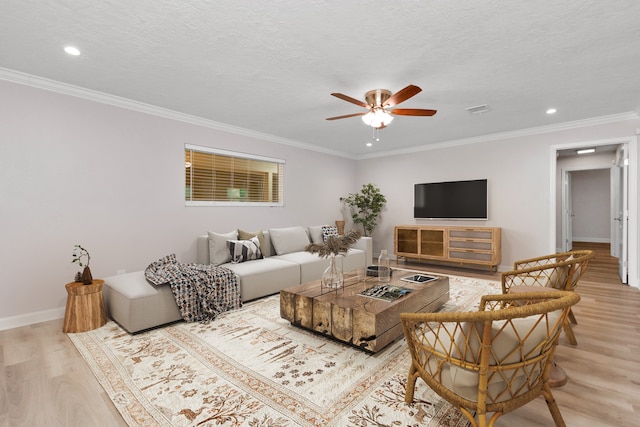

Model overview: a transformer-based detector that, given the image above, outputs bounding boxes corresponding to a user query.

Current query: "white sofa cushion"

[273,249,365,284]
[307,225,325,244]
[222,258,301,301]
[272,251,330,284]
[207,230,238,265]
[103,271,182,333]
[268,226,310,255]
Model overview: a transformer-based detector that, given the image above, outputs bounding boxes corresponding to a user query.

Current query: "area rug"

[68,275,500,426]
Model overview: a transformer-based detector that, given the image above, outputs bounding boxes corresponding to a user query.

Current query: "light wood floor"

[1,242,637,426]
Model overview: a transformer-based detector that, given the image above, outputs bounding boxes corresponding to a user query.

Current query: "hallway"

[572,241,622,285]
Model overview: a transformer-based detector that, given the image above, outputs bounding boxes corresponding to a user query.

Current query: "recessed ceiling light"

[64,46,81,56]
[546,108,557,115]
[366,142,373,147]
[465,104,490,115]
[577,148,595,155]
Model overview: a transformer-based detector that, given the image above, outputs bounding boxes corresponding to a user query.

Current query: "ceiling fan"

[326,84,437,129]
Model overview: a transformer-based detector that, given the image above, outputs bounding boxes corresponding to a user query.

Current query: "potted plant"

[72,244,93,285]
[340,183,387,237]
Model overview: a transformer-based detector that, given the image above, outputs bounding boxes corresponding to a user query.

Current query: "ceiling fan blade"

[382,85,422,107]
[326,112,368,121]
[391,108,437,116]
[331,93,369,108]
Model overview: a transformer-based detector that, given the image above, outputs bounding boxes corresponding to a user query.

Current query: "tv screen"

[414,179,488,219]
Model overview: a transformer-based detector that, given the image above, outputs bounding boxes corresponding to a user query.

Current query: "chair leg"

[460,407,480,427]
[568,307,578,325]
[563,318,577,345]
[541,384,567,427]
[404,364,418,404]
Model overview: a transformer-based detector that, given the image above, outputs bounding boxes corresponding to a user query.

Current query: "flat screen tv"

[414,179,488,220]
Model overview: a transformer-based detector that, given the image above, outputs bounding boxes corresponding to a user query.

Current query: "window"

[185,144,284,206]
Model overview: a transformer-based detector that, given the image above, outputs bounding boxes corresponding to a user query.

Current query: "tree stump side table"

[63,279,107,333]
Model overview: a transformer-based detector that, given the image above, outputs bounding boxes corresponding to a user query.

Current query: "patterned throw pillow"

[321,225,339,242]
[237,229,266,256]
[228,236,263,263]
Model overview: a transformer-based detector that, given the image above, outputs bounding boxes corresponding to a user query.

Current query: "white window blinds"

[185,144,284,206]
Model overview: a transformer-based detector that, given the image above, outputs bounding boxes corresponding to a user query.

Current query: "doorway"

[551,138,637,286]
[561,168,611,251]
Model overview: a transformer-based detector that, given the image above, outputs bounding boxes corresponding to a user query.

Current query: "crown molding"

[0,67,353,159]
[2,67,636,162]
[356,111,639,159]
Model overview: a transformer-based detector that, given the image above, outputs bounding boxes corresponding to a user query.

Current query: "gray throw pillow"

[207,230,238,265]
[268,226,310,255]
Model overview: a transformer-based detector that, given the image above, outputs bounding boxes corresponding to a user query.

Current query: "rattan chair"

[501,250,594,345]
[401,291,580,427]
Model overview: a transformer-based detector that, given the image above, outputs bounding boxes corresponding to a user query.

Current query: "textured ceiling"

[1,0,639,157]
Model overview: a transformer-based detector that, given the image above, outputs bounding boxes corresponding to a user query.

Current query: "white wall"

[571,169,611,242]
[0,80,357,327]
[2,78,639,327]
[356,120,640,273]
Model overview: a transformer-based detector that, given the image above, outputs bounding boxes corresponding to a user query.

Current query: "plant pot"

[81,266,93,285]
[335,220,345,235]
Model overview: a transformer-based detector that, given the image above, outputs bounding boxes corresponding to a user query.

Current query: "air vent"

[465,104,490,115]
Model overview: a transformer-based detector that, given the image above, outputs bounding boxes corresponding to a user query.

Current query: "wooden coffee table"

[280,269,449,352]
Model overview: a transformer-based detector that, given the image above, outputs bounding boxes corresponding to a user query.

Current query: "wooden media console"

[395,225,501,272]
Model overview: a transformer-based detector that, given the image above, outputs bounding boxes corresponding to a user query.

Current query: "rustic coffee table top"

[280,269,449,352]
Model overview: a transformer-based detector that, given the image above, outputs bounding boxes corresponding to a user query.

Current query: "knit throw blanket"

[145,254,242,322]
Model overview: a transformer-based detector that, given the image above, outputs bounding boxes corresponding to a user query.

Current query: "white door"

[611,163,621,257]
[613,145,629,283]
[561,170,573,252]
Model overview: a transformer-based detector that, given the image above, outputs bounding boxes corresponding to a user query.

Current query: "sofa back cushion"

[307,225,325,244]
[268,226,310,255]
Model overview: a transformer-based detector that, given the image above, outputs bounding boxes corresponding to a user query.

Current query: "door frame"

[560,169,573,252]
[550,136,638,287]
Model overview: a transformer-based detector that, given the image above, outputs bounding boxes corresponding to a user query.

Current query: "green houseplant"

[340,183,387,237]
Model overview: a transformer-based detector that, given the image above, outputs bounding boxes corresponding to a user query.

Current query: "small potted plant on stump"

[72,244,93,285]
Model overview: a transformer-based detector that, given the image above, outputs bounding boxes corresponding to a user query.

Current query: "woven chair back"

[502,250,594,293]
[401,291,580,427]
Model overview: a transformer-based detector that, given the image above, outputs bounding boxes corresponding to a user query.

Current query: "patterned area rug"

[69,275,500,426]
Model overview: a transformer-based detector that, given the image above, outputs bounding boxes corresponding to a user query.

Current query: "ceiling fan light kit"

[362,108,394,128]
[326,84,437,129]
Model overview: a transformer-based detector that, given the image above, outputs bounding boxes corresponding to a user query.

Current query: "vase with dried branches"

[305,230,361,289]
[72,244,93,285]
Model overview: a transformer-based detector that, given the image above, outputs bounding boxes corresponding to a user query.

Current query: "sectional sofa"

[103,226,372,333]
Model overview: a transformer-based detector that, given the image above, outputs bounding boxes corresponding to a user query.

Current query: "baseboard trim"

[0,306,65,331]
[572,237,611,244]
